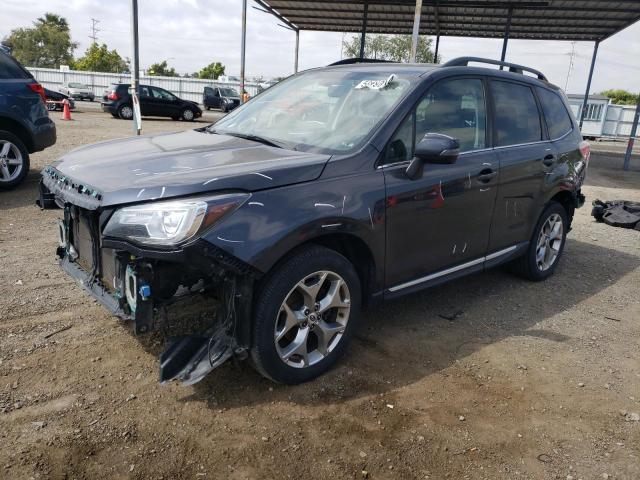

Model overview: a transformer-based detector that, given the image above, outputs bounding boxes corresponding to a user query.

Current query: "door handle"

[543,154,556,167]
[477,169,497,183]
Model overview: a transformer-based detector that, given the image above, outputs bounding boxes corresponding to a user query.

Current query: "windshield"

[69,82,88,89]
[220,88,239,97]
[210,70,413,154]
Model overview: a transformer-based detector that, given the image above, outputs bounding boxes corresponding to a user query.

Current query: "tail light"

[28,82,46,104]
[579,140,591,164]
[107,91,119,101]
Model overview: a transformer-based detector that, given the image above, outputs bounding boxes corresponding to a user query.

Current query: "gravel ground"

[1,111,639,480]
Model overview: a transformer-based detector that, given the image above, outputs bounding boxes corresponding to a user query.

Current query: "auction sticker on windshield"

[355,74,397,90]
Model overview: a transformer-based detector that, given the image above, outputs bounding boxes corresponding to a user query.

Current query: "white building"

[567,94,638,139]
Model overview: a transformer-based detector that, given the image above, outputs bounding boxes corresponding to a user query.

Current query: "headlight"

[103,193,249,246]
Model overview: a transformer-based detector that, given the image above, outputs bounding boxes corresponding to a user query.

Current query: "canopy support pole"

[294,29,299,73]
[623,94,639,171]
[359,1,368,59]
[500,6,513,69]
[130,0,141,135]
[410,0,423,62]
[240,0,247,104]
[434,2,440,62]
[579,40,599,129]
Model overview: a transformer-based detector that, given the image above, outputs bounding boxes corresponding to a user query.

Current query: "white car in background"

[59,82,95,102]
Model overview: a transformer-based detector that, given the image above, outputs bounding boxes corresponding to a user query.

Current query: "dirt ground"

[1,110,639,480]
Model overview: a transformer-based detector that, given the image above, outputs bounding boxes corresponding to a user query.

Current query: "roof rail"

[442,57,547,81]
[329,58,393,66]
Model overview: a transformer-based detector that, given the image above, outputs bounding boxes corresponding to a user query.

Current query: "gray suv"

[0,51,56,190]
[59,81,95,102]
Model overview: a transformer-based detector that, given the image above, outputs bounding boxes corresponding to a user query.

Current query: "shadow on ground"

[121,238,640,409]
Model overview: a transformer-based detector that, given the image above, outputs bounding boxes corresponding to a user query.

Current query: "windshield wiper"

[209,129,288,149]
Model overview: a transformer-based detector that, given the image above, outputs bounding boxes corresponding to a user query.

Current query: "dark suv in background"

[101,83,202,121]
[41,57,588,386]
[0,50,56,190]
[203,86,241,112]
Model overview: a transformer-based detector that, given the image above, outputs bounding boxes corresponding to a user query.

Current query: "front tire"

[251,245,361,384]
[0,131,30,190]
[511,202,568,281]
[181,108,195,121]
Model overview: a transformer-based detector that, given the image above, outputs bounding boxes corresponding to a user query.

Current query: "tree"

[147,60,178,77]
[74,43,128,73]
[599,89,639,106]
[2,13,77,68]
[342,34,438,63]
[198,61,225,80]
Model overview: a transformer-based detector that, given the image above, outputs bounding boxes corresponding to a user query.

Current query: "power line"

[564,41,576,91]
[89,18,100,44]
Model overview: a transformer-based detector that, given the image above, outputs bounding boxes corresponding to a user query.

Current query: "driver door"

[382,76,499,290]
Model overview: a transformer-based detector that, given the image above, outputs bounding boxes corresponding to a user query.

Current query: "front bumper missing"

[60,255,131,320]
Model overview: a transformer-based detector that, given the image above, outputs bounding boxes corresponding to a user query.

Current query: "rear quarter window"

[491,80,542,147]
[0,53,32,80]
[536,87,574,139]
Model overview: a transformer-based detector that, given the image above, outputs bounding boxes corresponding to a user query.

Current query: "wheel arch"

[0,116,34,152]
[261,231,379,306]
[547,189,576,228]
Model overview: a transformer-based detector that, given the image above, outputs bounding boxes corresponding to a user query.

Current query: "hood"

[42,129,330,209]
[222,96,240,101]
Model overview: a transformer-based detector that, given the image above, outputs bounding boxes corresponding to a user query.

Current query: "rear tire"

[251,245,361,384]
[118,104,133,120]
[511,202,568,281]
[0,130,30,191]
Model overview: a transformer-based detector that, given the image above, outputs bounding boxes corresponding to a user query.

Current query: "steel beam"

[434,34,440,62]
[623,94,640,171]
[240,0,247,104]
[294,29,300,73]
[410,0,423,62]
[500,6,513,69]
[579,40,599,129]
[359,2,369,58]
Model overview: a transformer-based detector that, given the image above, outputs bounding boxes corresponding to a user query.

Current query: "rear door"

[487,79,552,252]
[383,76,499,290]
[138,85,153,115]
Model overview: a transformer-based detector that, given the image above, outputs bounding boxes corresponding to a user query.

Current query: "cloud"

[1,0,639,92]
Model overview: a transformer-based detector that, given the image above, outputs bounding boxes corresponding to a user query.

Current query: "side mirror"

[406,133,460,180]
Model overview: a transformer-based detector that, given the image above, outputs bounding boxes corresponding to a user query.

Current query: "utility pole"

[564,41,576,91]
[89,18,100,44]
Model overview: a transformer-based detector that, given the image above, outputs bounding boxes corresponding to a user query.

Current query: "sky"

[2,0,640,95]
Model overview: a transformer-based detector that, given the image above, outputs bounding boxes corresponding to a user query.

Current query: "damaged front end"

[40,170,258,386]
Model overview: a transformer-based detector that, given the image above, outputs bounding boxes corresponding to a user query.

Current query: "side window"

[492,81,542,146]
[152,88,176,101]
[385,112,414,164]
[536,88,573,139]
[0,53,31,79]
[415,78,487,152]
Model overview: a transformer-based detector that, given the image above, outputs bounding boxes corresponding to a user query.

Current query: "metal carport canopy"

[255,0,640,41]
[252,0,640,169]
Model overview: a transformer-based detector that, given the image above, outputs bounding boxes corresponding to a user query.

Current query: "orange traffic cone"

[61,99,72,121]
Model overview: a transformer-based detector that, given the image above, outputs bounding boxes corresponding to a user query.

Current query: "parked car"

[203,86,241,112]
[40,57,588,385]
[44,88,75,112]
[59,82,95,101]
[0,50,56,190]
[101,83,202,121]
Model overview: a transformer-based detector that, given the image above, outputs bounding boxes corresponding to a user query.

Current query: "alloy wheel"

[0,141,24,184]
[274,271,351,368]
[535,213,563,271]
[120,106,133,119]
[183,109,194,121]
